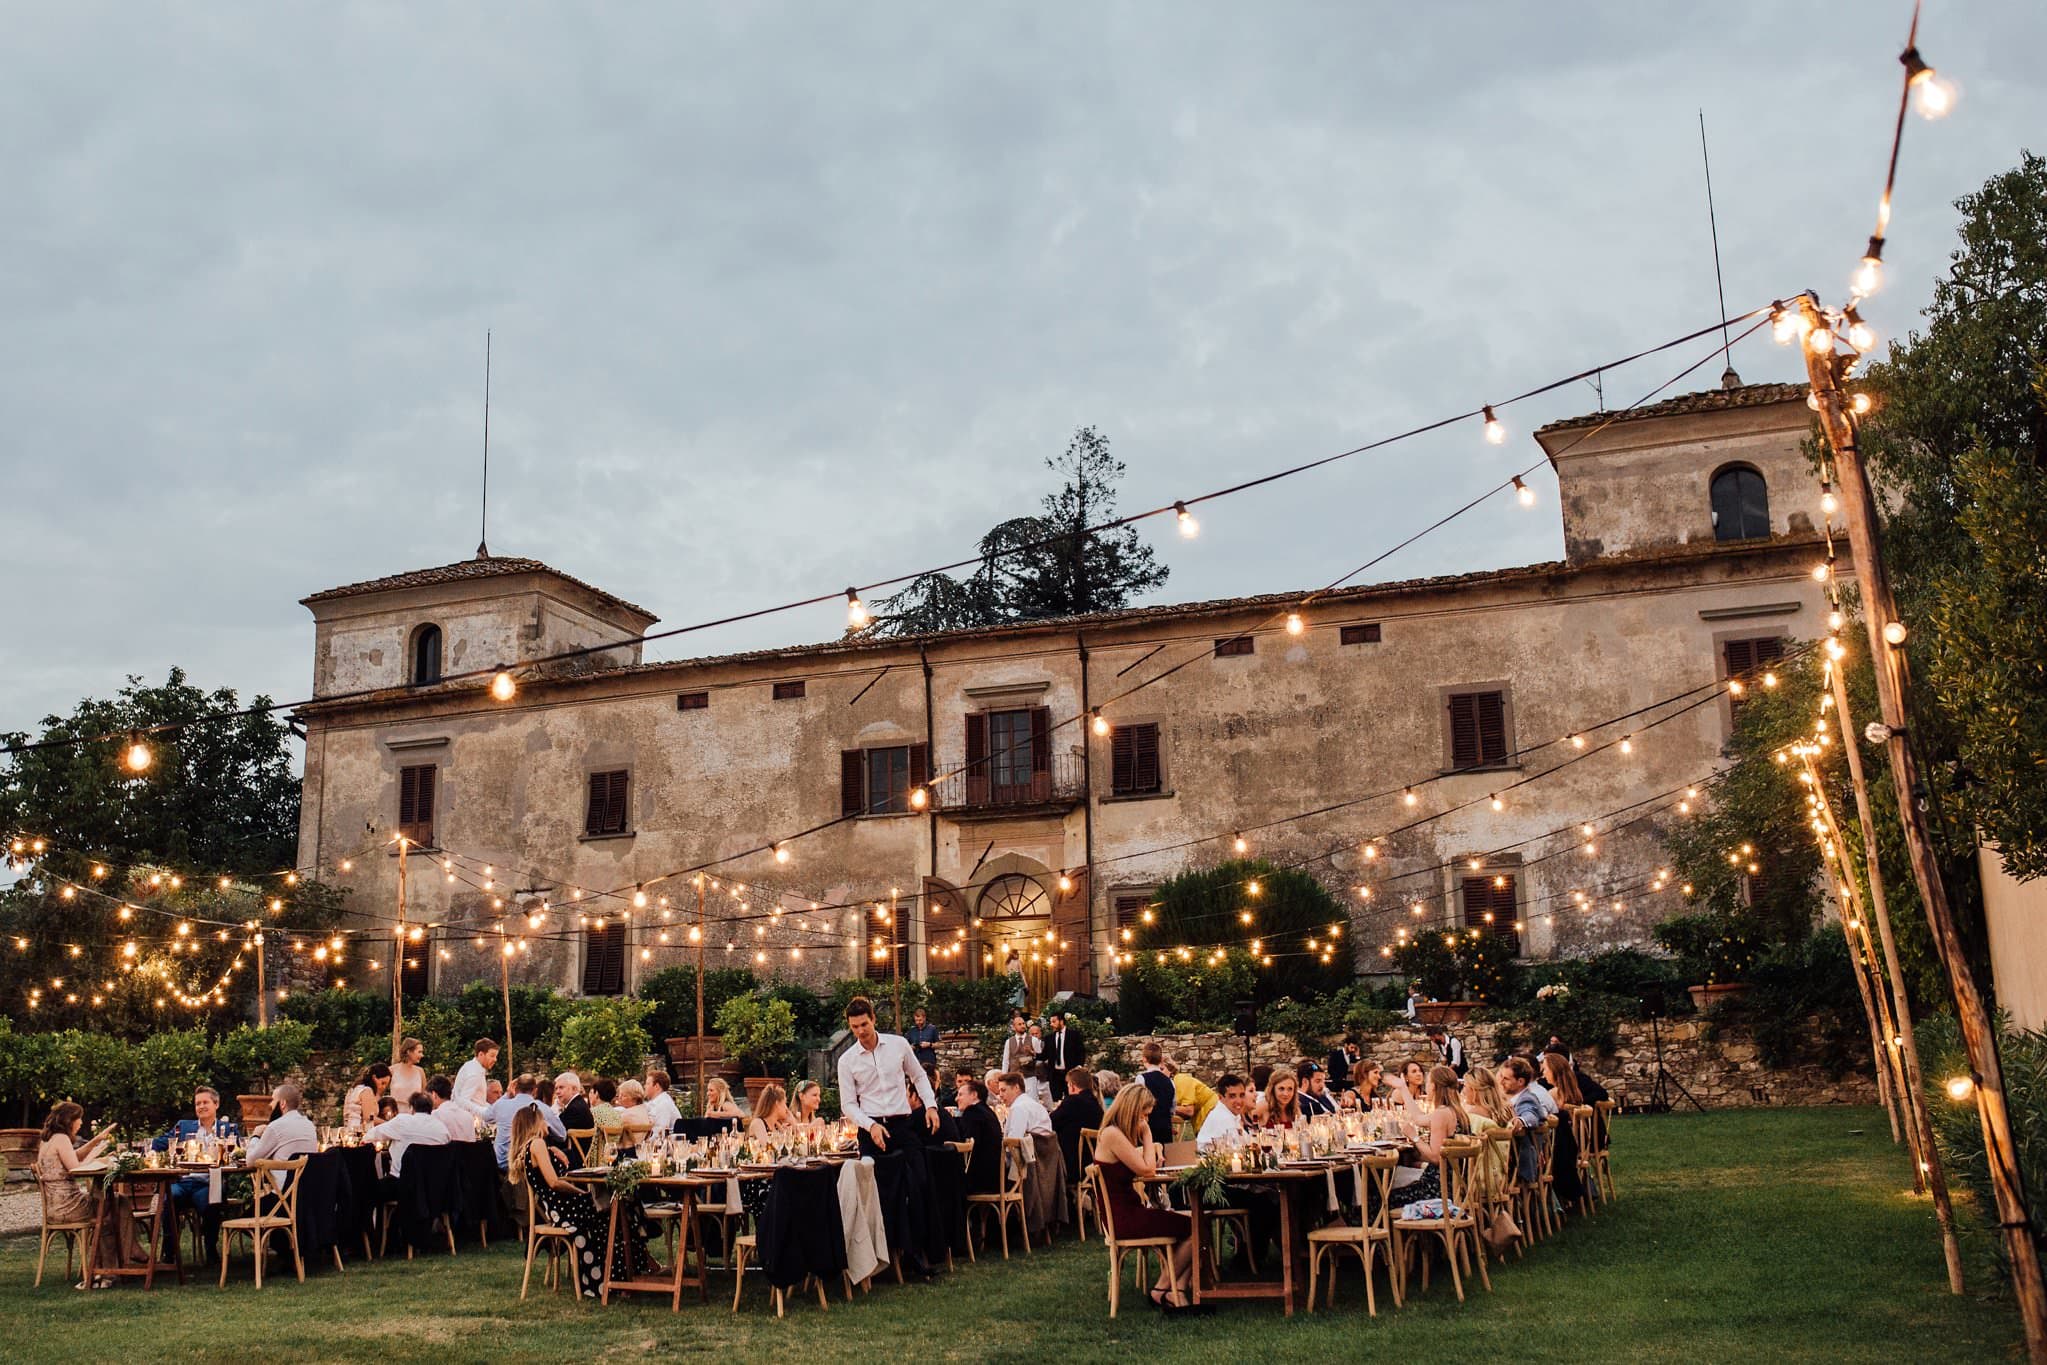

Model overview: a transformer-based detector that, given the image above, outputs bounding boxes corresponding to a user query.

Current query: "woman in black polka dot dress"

[508,1106,659,1297]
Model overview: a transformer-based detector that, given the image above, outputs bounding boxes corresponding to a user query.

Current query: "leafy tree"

[557,996,654,1078]
[1120,860,1349,1027]
[872,426,1168,634]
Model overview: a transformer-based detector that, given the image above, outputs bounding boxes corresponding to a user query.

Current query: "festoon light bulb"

[1882,620,1909,646]
[123,732,153,773]
[1512,475,1535,507]
[1481,404,1505,445]
[1174,501,1199,538]
[1853,239,1884,298]
[490,669,517,702]
[1090,710,1110,736]
[1285,612,1304,636]
[1902,47,1955,119]
[845,588,869,630]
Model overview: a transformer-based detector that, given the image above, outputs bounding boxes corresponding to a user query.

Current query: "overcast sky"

[3,3,2042,735]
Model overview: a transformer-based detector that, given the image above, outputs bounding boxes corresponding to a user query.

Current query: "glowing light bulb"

[1853,245,1883,298]
[632,888,648,909]
[124,734,153,773]
[910,786,928,810]
[1771,309,1799,344]
[1091,710,1110,736]
[1850,392,1872,416]
[1904,49,1954,119]
[1512,475,1535,507]
[845,588,869,630]
[1820,483,1839,516]
[1232,834,1248,855]
[1362,842,1378,861]
[490,670,517,702]
[1844,310,1876,353]
[1619,735,1634,755]
[1946,1075,1973,1102]
[1808,325,1834,355]
[1057,872,1073,893]
[1812,562,1831,583]
[1828,609,1844,631]
[1883,620,1908,646]
[774,843,791,864]
[1489,794,1504,812]
[1569,733,1585,749]
[1481,404,1505,445]
[1174,501,1199,538]
[1285,612,1304,636]
[1403,789,1418,807]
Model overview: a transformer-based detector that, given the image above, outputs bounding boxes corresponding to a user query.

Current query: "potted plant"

[713,994,797,1111]
[210,1021,314,1128]
[1655,912,1761,1012]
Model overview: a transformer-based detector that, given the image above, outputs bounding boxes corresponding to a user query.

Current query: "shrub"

[1705,928,1865,1076]
[1389,930,1516,1005]
[639,966,759,1042]
[1133,860,1350,1005]
[278,988,391,1053]
[454,982,559,1054]
[714,994,799,1076]
[1918,1013,2047,1261]
[1474,989,1637,1056]
[211,1021,314,1095]
[1117,950,1258,1033]
[1654,911,1764,986]
[133,1029,214,1125]
[928,976,1015,1031]
[557,997,655,1079]
[1553,948,1692,1015]
[760,981,834,1041]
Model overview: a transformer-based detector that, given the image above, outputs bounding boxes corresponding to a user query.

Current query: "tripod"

[1641,1009,1704,1114]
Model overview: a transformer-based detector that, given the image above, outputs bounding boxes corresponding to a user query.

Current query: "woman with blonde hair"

[615,1079,653,1156]
[1253,1066,1302,1129]
[792,1079,823,1124]
[389,1037,427,1104]
[1461,1066,1513,1200]
[1388,1064,1472,1213]
[747,1085,793,1139]
[508,1105,657,1297]
[701,1077,742,1119]
[1091,1083,1198,1312]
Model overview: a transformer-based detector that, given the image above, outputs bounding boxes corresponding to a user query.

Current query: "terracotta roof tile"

[1535,381,1807,440]
[300,555,656,621]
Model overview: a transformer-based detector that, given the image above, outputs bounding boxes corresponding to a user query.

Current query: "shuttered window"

[1447,691,1509,769]
[410,625,442,686]
[1723,636,1786,724]
[585,769,630,836]
[399,936,431,1001]
[840,744,928,816]
[1340,623,1382,645]
[772,680,805,701]
[582,922,625,996]
[865,915,908,982]
[1213,636,1255,657]
[1110,723,1163,796]
[398,764,436,847]
[1461,874,1520,956]
[1114,894,1151,936]
[676,690,708,711]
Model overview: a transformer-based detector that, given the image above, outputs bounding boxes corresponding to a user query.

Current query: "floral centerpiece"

[101,1150,144,1193]
[606,1159,650,1199]
[1174,1151,1231,1207]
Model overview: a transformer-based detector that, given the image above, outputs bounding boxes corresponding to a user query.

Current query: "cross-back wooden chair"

[1391,1137,1491,1303]
[1088,1162,1181,1319]
[966,1137,1030,1259]
[218,1157,307,1288]
[1307,1149,1400,1315]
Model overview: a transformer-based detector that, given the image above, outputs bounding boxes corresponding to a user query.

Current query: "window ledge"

[1100,790,1175,804]
[1437,764,1525,778]
[579,831,637,844]
[856,811,921,821]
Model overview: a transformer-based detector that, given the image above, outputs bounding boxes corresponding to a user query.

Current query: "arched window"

[409,624,443,686]
[1710,465,1770,541]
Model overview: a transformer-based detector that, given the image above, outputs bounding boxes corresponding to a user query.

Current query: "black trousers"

[858,1114,932,1272]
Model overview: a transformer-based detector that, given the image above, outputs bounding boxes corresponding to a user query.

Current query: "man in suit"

[1000,1012,1040,1098]
[1039,1010,1083,1097]
[1325,1039,1363,1092]
[954,1076,1006,1195]
[554,1071,594,1135]
[1137,1042,1176,1147]
[156,1085,239,1262]
[1050,1066,1104,1184]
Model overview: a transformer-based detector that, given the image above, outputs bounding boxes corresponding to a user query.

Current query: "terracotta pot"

[1687,982,1751,1011]
[237,1094,274,1129]
[1413,1001,1477,1028]
[665,1035,727,1069]
[741,1076,779,1112]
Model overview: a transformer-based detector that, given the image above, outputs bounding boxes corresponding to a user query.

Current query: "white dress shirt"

[432,1100,476,1143]
[836,1031,936,1130]
[1000,1031,1040,1076]
[646,1090,681,1135]
[1002,1092,1053,1140]
[247,1109,319,1186]
[367,1111,450,1177]
[1196,1103,1246,1153]
[452,1058,492,1116]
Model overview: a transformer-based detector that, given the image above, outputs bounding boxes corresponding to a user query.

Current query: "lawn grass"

[0,1106,2022,1363]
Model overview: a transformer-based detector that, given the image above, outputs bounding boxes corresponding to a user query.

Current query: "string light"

[1901,46,1954,119]
[490,669,517,702]
[1853,240,1884,298]
[1174,501,1199,538]
[1850,392,1873,416]
[845,588,869,631]
[1232,834,1248,855]
[1882,621,1909,646]
[1844,308,1877,353]
[1285,612,1305,636]
[123,733,153,773]
[1481,405,1506,445]
[1512,475,1535,507]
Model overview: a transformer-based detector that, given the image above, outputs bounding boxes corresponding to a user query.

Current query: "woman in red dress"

[1092,1083,1199,1312]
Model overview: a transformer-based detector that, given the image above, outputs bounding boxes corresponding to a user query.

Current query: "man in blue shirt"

[1501,1057,1554,1187]
[155,1085,239,1261]
[488,1073,540,1170]
[905,1006,942,1074]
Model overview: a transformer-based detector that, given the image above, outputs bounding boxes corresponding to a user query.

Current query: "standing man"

[906,1006,942,1076]
[1137,1042,1176,1147]
[999,1011,1040,1098]
[1325,1039,1363,1092]
[1426,1025,1467,1077]
[1039,1010,1082,1100]
[837,995,941,1276]
[453,1038,499,1117]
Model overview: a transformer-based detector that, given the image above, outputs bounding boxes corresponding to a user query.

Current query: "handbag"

[1482,1206,1522,1251]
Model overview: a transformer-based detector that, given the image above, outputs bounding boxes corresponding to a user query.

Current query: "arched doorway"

[977,872,1062,1012]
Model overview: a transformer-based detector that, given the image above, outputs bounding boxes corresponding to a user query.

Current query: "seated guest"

[1541,1051,1588,1205]
[644,1072,681,1134]
[1351,1060,1387,1105]
[345,1062,391,1131]
[982,1069,1010,1122]
[508,1104,659,1298]
[389,1036,428,1104]
[1165,1057,1218,1139]
[919,1082,962,1144]
[1500,1057,1551,1188]
[427,1075,476,1141]
[484,1078,504,1106]
[38,1102,142,1278]
[997,1071,1064,1237]
[793,1079,823,1124]
[1051,1067,1104,1181]
[1092,1081,1198,1311]
[1253,1066,1302,1129]
[955,1077,1005,1194]
[1296,1062,1337,1117]
[533,1076,567,1143]
[1094,1069,1123,1099]
[748,1084,794,1139]
[367,1093,451,1177]
[555,1072,594,1133]
[1462,1066,1514,1202]
[1392,1058,1431,1117]
[1388,1064,1472,1214]
[700,1077,742,1119]
[376,1094,400,1123]
[247,1083,320,1187]
[1249,1064,1274,1108]
[157,1085,239,1256]
[615,1080,655,1155]
[588,1078,624,1134]
[1196,1074,1250,1152]
[488,1074,541,1170]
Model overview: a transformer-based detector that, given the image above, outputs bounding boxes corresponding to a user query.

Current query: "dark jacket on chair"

[959,1103,1004,1194]
[1051,1091,1104,1183]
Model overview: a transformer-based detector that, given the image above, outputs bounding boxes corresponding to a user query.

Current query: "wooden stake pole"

[391,835,408,1065]
[500,924,514,1081]
[1799,297,2042,1354]
[1827,663,1964,1291]
[254,932,267,1029]
[695,875,707,1103]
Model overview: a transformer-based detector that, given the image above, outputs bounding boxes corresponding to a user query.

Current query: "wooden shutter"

[399,937,430,1000]
[1475,692,1507,765]
[398,764,436,845]
[1112,724,1161,796]
[1462,875,1520,955]
[908,743,929,796]
[841,750,866,817]
[1115,894,1149,932]
[676,690,708,711]
[585,770,628,836]
[582,922,625,996]
[1340,623,1381,645]
[965,713,989,804]
[1052,867,1089,994]
[1448,694,1480,769]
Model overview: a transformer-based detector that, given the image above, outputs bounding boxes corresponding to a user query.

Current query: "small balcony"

[930,749,1087,820]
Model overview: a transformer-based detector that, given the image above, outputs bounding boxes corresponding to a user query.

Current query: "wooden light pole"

[254,929,267,1029]
[1798,296,2043,1352]
[390,835,409,1064]
[499,921,515,1080]
[694,874,707,1102]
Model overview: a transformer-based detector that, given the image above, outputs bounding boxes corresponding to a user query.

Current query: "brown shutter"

[399,764,435,844]
[1133,723,1161,794]
[908,743,929,793]
[1755,637,1786,666]
[582,922,624,996]
[1028,707,1050,773]
[1723,638,1755,680]
[1476,692,1507,765]
[585,773,607,835]
[965,713,989,804]
[1052,868,1089,995]
[1111,727,1136,794]
[841,750,865,818]
[606,771,628,833]
[1448,694,1479,768]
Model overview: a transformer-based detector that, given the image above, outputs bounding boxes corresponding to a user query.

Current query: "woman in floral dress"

[507,1106,659,1298]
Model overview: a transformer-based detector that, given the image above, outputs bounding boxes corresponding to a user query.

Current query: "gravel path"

[0,1186,40,1237]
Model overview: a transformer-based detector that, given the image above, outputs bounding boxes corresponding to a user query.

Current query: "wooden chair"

[1089,1164,1181,1319]
[1391,1138,1490,1303]
[518,1178,577,1300]
[565,1128,599,1168]
[730,1233,829,1317]
[1590,1100,1617,1202]
[966,1137,1030,1259]
[218,1158,306,1288]
[1532,1116,1561,1240]
[1481,1127,1524,1261]
[1073,1129,1099,1241]
[1569,1105,1600,1218]
[34,1175,96,1287]
[1307,1151,1400,1315]
[946,1140,975,1268]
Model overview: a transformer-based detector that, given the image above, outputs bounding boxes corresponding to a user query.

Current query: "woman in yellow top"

[1162,1059,1217,1140]
[1460,1065,1514,1202]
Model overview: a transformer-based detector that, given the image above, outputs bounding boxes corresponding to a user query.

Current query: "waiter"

[837,994,941,1275]
[1039,1010,1082,1097]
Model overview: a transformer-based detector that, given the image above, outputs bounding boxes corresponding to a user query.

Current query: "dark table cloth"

[760,1165,847,1291]
[673,1117,743,1141]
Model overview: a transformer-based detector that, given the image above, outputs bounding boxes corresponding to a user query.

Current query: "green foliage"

[1705,928,1866,1077]
[556,996,654,1079]
[713,994,798,1075]
[638,966,759,1042]
[759,981,835,1041]
[1918,1013,2047,1261]
[1654,911,1764,987]
[1127,859,1349,1009]
[1388,926,1518,1005]
[1550,948,1692,1013]
[927,976,1015,1031]
[279,988,391,1053]
[826,976,928,1030]
[1474,990,1636,1057]
[453,981,560,1055]
[1262,985,1406,1055]
[210,1020,313,1093]
[870,426,1169,635]
[1116,949,1259,1033]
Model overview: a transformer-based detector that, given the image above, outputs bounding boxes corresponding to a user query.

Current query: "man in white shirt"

[997,1071,1064,1239]
[996,1073,1052,1144]
[644,1071,681,1136]
[367,1094,451,1177]
[836,995,939,1275]
[246,1083,319,1187]
[999,1012,1041,1099]
[427,1075,476,1142]
[452,1038,499,1117]
[1196,1074,1251,1153]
